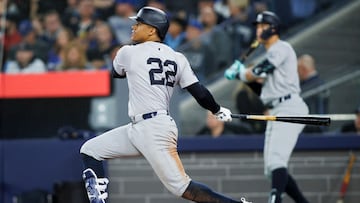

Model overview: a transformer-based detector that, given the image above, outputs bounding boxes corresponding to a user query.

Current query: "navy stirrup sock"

[81,153,105,178]
[285,174,309,203]
[182,181,240,203]
[270,167,288,203]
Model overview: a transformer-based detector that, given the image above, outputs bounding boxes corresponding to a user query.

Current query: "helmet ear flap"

[260,25,278,40]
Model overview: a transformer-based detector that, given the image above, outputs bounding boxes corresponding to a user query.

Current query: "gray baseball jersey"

[260,40,301,104]
[260,40,309,177]
[81,41,199,196]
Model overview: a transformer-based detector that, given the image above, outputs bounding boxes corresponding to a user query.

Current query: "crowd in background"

[2,0,355,137]
[0,0,330,81]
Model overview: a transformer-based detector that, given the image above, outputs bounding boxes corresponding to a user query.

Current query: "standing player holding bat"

[225,11,310,203]
[80,6,251,203]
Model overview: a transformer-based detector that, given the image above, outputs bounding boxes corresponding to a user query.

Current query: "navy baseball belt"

[131,110,169,123]
[265,94,291,109]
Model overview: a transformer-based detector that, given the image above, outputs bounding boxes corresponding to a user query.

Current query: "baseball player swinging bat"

[336,152,356,203]
[231,114,331,126]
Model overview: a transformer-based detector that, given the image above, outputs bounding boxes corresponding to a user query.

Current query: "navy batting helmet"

[130,7,169,40]
[253,11,280,31]
[253,11,280,39]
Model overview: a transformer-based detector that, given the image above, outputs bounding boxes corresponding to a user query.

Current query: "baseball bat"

[230,114,331,126]
[336,152,356,203]
[239,40,260,63]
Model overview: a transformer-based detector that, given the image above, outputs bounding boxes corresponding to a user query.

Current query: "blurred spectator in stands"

[30,15,44,36]
[4,43,47,74]
[251,0,269,14]
[58,41,93,71]
[164,15,187,50]
[165,1,198,19]
[87,22,119,70]
[298,54,329,114]
[93,0,115,21]
[177,19,216,82]
[221,0,255,60]
[2,14,22,62]
[298,54,329,133]
[214,0,231,19]
[197,0,225,23]
[290,0,317,24]
[5,0,31,22]
[75,0,97,47]
[234,82,266,134]
[0,0,4,16]
[341,106,360,135]
[39,10,64,46]
[147,0,167,11]
[8,19,49,63]
[47,28,76,71]
[273,0,316,30]
[199,6,232,70]
[62,0,81,35]
[33,0,67,17]
[108,0,137,45]
[109,44,123,61]
[196,110,252,138]
[247,0,269,23]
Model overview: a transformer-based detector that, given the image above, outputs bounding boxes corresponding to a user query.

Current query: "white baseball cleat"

[83,168,109,203]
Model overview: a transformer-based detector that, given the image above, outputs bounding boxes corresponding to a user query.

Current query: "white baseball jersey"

[113,41,198,117]
[260,40,301,104]
[81,41,199,197]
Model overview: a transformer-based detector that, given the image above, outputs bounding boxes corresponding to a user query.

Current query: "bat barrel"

[231,114,331,126]
[276,116,331,126]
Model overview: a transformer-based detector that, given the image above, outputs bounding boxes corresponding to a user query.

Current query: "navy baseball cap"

[188,19,203,30]
[18,20,33,36]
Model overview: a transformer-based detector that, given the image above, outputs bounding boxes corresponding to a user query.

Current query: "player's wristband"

[238,66,248,82]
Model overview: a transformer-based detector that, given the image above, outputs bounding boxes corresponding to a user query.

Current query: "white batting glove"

[215,106,232,122]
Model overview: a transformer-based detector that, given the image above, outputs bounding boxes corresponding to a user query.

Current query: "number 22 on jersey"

[148,57,177,87]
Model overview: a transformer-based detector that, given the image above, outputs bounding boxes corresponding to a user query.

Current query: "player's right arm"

[224,59,275,82]
[112,68,126,78]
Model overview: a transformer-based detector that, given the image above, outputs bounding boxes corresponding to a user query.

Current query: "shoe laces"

[86,177,109,200]
[96,178,109,190]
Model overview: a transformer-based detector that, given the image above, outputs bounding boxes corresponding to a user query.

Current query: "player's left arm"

[251,47,287,79]
[250,59,276,78]
[112,45,131,79]
[186,82,232,122]
[178,51,231,121]
[248,46,288,80]
[186,82,220,114]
